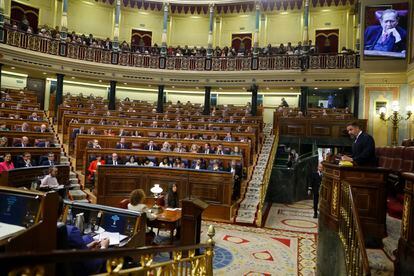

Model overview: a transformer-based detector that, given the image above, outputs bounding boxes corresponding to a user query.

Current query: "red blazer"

[88,160,105,179]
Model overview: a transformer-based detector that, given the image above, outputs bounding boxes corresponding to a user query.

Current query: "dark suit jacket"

[352,132,377,166]
[144,145,159,151]
[40,159,56,166]
[13,143,32,147]
[364,25,407,53]
[115,143,129,149]
[311,171,322,192]
[106,158,124,165]
[228,165,242,180]
[16,159,37,168]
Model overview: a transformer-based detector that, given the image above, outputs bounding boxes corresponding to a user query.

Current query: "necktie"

[50,161,54,166]
[380,33,389,43]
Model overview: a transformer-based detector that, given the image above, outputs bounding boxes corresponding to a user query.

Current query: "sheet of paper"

[94,231,128,246]
[0,222,25,240]
[165,208,181,211]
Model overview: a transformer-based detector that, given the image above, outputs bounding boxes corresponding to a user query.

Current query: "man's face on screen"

[380,12,398,31]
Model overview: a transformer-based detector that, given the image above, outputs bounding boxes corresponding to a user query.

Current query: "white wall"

[1,72,27,89]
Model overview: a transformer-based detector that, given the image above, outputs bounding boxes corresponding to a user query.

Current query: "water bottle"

[66,208,73,225]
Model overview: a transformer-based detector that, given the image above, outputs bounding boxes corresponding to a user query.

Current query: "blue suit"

[364,25,406,53]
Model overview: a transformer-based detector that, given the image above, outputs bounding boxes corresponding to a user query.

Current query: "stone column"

[55,74,64,114]
[302,0,309,43]
[60,0,68,41]
[109,81,117,110]
[251,84,258,116]
[207,4,215,58]
[113,0,121,51]
[203,86,211,115]
[157,85,164,113]
[355,0,361,51]
[160,2,169,56]
[253,3,260,57]
[0,0,5,42]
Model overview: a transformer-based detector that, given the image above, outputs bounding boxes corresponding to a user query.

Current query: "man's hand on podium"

[341,155,353,162]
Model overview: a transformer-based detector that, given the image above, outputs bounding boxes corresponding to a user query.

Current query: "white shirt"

[355,131,362,143]
[40,175,59,188]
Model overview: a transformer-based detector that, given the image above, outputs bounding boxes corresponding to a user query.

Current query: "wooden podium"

[180,198,209,246]
[320,162,389,240]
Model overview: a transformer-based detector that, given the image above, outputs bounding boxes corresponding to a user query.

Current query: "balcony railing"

[1,27,360,71]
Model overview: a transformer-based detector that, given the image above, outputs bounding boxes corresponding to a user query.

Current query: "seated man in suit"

[40,152,56,166]
[116,138,129,149]
[202,143,213,154]
[16,152,36,168]
[364,9,407,54]
[35,138,55,147]
[341,121,377,166]
[208,159,223,171]
[144,140,158,151]
[191,158,206,170]
[14,136,31,147]
[36,124,49,133]
[107,153,123,165]
[215,144,227,155]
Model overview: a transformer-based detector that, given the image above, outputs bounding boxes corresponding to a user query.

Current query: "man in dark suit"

[115,138,129,149]
[364,9,407,54]
[202,143,213,154]
[106,153,124,165]
[310,163,323,218]
[40,152,56,166]
[14,136,32,147]
[144,140,158,151]
[228,160,243,200]
[16,152,36,168]
[342,121,377,166]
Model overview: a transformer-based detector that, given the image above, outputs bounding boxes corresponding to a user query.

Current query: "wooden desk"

[148,208,181,244]
[97,165,235,221]
[320,162,389,240]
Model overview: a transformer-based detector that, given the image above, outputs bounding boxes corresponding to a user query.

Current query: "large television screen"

[364,3,408,59]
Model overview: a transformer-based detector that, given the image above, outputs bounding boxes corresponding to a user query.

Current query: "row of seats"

[376,146,414,173]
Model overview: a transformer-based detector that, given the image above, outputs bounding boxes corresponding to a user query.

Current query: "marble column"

[60,0,68,41]
[302,0,309,43]
[203,86,211,115]
[160,2,169,56]
[157,85,164,113]
[355,0,361,51]
[113,0,121,51]
[55,74,64,114]
[109,81,117,110]
[253,3,260,57]
[251,84,258,116]
[0,0,5,42]
[207,4,214,58]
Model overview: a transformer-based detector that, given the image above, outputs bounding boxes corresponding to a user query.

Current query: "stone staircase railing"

[235,123,278,225]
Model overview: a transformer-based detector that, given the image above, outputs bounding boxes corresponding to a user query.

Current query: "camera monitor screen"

[363,3,408,59]
[0,192,41,227]
[100,212,136,235]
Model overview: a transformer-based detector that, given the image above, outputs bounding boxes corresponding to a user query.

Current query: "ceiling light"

[281,12,289,15]
[172,86,175,88]
[195,87,199,89]
[98,80,102,83]
[11,67,15,69]
[314,87,318,90]
[242,87,246,90]
[123,82,127,85]
[266,87,269,90]
[71,76,75,79]
[338,87,343,90]
[321,9,330,12]
[219,87,223,90]
[290,87,294,90]
[42,72,47,75]
[148,84,152,87]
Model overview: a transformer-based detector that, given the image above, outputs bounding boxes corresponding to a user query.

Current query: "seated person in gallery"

[341,121,377,166]
[16,152,36,168]
[56,198,109,276]
[364,9,407,53]
[0,153,15,173]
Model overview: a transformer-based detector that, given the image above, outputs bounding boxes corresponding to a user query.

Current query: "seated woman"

[165,183,179,208]
[128,189,155,216]
[88,156,105,182]
[0,153,14,173]
[125,156,138,166]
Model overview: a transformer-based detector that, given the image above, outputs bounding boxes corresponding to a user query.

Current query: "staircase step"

[367,249,394,276]
[68,183,81,190]
[69,189,87,200]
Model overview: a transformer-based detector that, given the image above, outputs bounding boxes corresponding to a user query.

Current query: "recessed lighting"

[266,87,269,90]
[338,87,343,90]
[219,87,223,90]
[290,87,294,90]
[172,86,175,88]
[71,76,75,79]
[321,9,330,12]
[98,80,102,83]
[123,82,127,85]
[11,67,15,69]
[148,84,152,87]
[42,72,47,75]
[281,12,289,15]
[242,87,246,90]
[195,86,199,89]
[314,87,318,90]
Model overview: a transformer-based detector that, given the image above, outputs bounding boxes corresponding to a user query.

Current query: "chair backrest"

[401,147,414,172]
[119,198,130,209]
[390,146,404,171]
